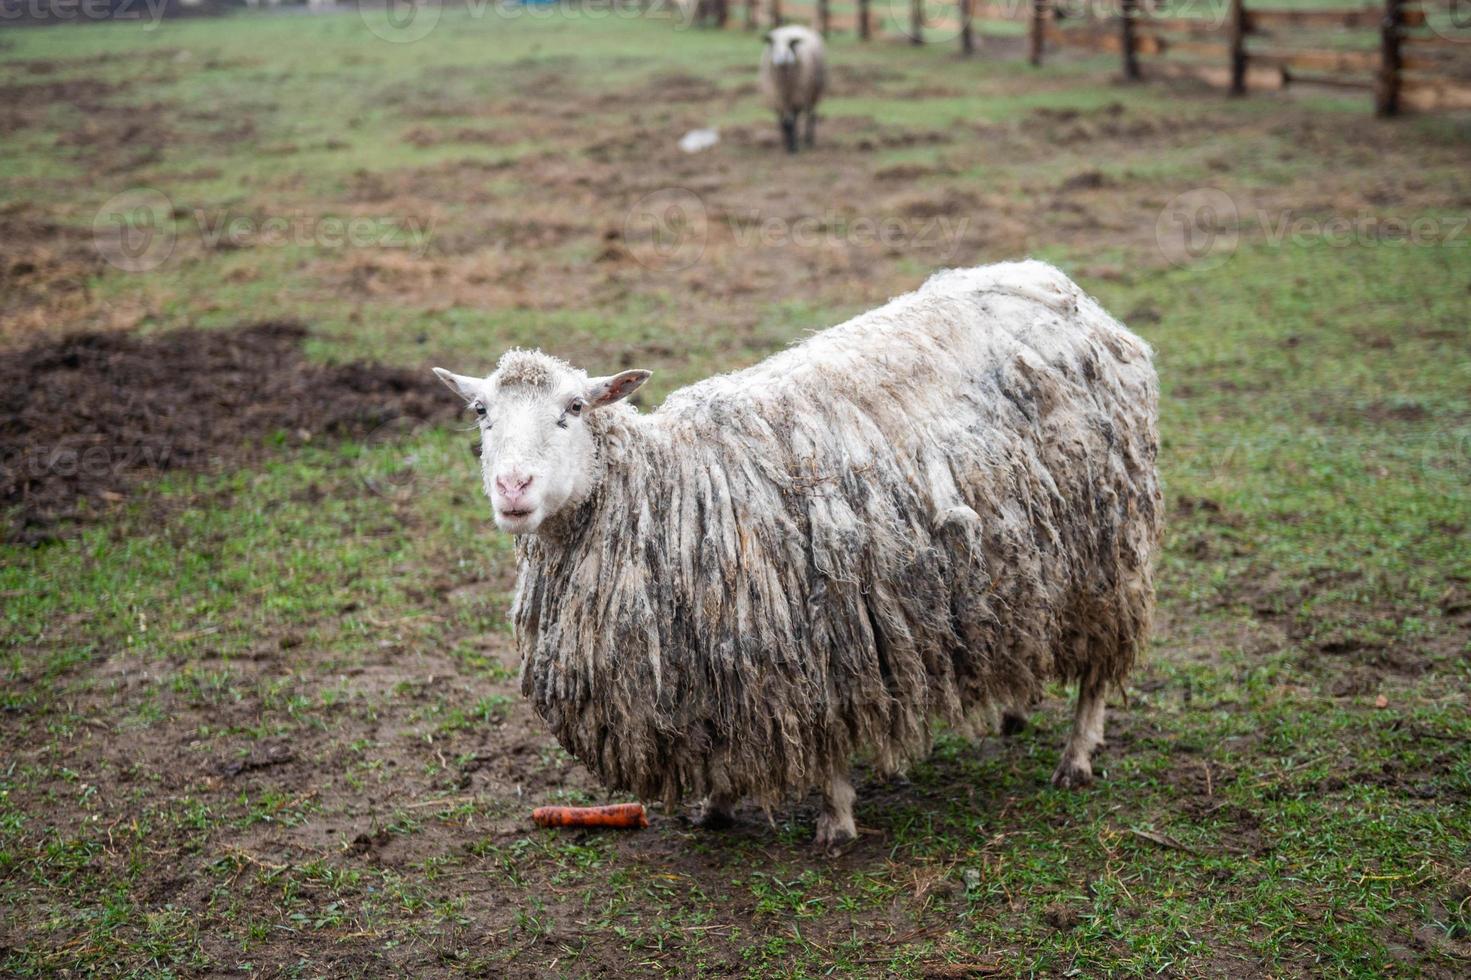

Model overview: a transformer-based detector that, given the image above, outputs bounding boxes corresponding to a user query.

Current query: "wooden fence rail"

[720,0,1471,117]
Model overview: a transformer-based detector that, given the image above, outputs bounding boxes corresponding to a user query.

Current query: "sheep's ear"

[586,369,651,408]
[432,367,484,404]
[763,30,774,44]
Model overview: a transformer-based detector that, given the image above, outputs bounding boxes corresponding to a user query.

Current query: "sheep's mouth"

[495,506,541,534]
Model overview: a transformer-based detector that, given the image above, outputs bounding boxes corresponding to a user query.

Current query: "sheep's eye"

[567,398,584,417]
[473,401,486,418]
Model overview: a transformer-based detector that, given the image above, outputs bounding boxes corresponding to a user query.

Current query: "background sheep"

[434,260,1162,847]
[760,25,826,154]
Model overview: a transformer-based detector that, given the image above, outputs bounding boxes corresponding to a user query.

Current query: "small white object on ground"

[678,128,720,154]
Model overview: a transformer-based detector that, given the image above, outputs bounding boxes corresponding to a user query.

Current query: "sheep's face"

[765,31,802,67]
[433,352,649,535]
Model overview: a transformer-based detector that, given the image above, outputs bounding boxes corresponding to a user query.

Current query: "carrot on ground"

[531,803,649,830]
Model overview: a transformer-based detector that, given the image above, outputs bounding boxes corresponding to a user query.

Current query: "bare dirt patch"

[55,101,174,174]
[1,75,130,136]
[0,321,455,543]
[0,206,111,345]
[401,124,521,149]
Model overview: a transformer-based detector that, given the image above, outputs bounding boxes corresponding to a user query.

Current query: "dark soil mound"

[0,321,456,544]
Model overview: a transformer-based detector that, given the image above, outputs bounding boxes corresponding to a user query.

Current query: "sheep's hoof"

[1050,758,1094,790]
[813,816,857,853]
[693,803,735,831]
[1000,712,1028,737]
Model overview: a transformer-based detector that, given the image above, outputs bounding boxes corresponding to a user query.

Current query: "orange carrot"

[531,803,648,830]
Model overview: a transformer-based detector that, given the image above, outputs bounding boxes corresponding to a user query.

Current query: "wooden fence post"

[818,0,830,34]
[911,0,924,44]
[1376,0,1403,115]
[716,0,728,28]
[858,0,871,39]
[1229,0,1247,95]
[746,0,756,30]
[771,0,782,28]
[1120,0,1141,80]
[960,0,975,55]
[1030,0,1046,67]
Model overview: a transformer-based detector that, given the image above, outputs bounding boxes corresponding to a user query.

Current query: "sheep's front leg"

[802,109,817,149]
[694,792,738,830]
[813,768,856,849]
[1052,674,1107,789]
[780,112,799,154]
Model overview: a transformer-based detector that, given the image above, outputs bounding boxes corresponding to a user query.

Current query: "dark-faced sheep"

[760,25,825,154]
[434,261,1162,847]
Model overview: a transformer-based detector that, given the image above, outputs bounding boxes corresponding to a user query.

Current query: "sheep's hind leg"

[803,109,817,148]
[813,768,857,850]
[1052,673,1107,789]
[780,113,798,154]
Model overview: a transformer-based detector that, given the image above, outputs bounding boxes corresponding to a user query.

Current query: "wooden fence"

[710,0,1471,116]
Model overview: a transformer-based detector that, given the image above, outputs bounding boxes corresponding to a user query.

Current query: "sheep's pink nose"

[495,472,534,505]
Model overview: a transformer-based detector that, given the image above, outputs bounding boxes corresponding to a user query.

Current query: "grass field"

[2,6,1470,977]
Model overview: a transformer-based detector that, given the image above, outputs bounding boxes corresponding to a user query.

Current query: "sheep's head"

[433,350,650,535]
[765,29,803,67]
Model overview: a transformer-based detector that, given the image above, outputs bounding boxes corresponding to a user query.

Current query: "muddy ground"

[0,322,456,543]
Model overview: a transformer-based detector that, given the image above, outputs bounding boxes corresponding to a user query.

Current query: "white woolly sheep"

[434,261,1162,847]
[760,25,826,154]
